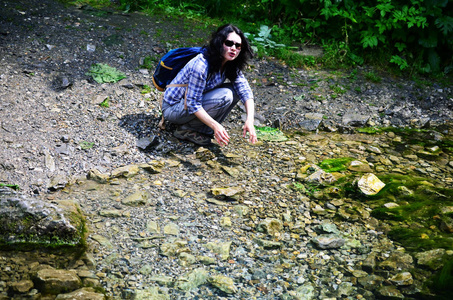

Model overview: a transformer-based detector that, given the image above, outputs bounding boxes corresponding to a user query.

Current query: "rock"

[55,287,106,300]
[348,160,373,173]
[376,285,404,299]
[299,119,322,131]
[141,160,165,174]
[33,269,82,295]
[149,275,173,286]
[316,221,339,234]
[257,218,283,236]
[110,165,140,178]
[88,168,109,183]
[254,238,282,249]
[163,223,179,235]
[415,248,446,270]
[206,241,231,260]
[342,113,370,126]
[11,280,34,293]
[136,136,159,150]
[210,186,245,199]
[90,235,114,250]
[209,274,237,294]
[358,274,384,291]
[293,283,316,299]
[160,240,188,257]
[176,268,209,291]
[178,252,196,266]
[121,190,148,206]
[146,221,160,233]
[134,286,169,300]
[99,209,122,217]
[311,234,345,249]
[0,197,86,249]
[305,169,336,186]
[357,173,385,195]
[389,272,413,286]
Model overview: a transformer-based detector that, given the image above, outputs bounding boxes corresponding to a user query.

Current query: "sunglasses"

[224,40,242,49]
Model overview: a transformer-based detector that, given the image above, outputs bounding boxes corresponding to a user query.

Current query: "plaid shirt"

[163,54,253,114]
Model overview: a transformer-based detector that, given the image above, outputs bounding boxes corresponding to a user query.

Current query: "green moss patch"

[364,174,453,252]
[318,157,354,173]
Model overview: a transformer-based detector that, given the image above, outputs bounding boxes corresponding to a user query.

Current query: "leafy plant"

[99,97,110,107]
[255,126,287,142]
[0,183,20,190]
[246,25,286,53]
[80,141,95,150]
[86,63,126,83]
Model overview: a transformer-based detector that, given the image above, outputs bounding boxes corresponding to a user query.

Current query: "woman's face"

[222,32,242,64]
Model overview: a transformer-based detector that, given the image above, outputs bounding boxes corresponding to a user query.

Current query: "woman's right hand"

[213,124,230,146]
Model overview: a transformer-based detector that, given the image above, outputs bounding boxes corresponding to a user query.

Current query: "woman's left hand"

[243,119,257,144]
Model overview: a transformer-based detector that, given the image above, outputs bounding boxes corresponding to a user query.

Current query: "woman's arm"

[243,98,257,144]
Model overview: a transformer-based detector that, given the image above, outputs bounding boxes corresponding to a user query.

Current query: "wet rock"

[134,286,169,300]
[206,241,231,260]
[160,240,188,257]
[358,274,384,291]
[121,190,148,206]
[176,268,209,291]
[254,238,282,249]
[55,287,106,300]
[415,248,446,270]
[357,173,385,195]
[304,168,336,186]
[208,274,237,294]
[11,279,34,293]
[110,165,140,178]
[348,160,373,173]
[33,268,82,295]
[0,196,85,249]
[257,218,283,236]
[389,272,413,286]
[88,168,110,183]
[163,223,179,235]
[342,113,370,127]
[136,136,159,150]
[210,186,245,199]
[311,234,345,249]
[376,285,404,299]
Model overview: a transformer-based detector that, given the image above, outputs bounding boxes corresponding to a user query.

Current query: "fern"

[435,16,453,35]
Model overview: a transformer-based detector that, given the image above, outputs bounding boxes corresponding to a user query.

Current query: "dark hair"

[205,24,253,82]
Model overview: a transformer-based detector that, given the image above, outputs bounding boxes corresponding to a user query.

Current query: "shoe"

[174,129,212,146]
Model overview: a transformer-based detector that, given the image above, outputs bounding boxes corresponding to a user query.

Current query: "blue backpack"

[152,47,206,91]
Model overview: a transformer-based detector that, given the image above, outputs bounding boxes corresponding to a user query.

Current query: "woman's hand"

[243,119,257,144]
[213,124,230,146]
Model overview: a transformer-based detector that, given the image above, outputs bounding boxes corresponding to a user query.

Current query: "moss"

[318,157,354,173]
[364,174,453,252]
[431,258,453,295]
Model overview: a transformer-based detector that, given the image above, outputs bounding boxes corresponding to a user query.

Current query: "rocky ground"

[1,0,453,299]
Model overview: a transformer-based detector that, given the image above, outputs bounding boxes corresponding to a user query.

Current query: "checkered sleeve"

[233,71,253,104]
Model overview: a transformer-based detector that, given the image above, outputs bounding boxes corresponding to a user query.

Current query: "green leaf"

[86,63,126,83]
[255,126,287,142]
[435,16,453,35]
[361,34,378,48]
[390,55,409,70]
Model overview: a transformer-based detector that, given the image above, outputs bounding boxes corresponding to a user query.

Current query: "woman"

[161,24,257,146]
